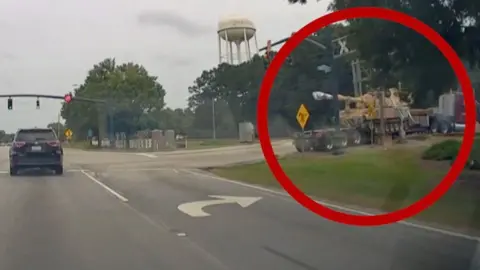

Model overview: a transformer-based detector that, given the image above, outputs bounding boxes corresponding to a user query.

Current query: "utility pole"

[57,112,61,139]
[398,81,407,143]
[212,97,216,140]
[108,105,114,146]
[331,35,357,155]
[260,32,358,155]
[351,59,370,97]
[379,90,385,146]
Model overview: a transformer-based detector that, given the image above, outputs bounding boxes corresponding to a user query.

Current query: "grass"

[63,138,249,151]
[62,141,95,149]
[185,139,252,150]
[212,146,480,232]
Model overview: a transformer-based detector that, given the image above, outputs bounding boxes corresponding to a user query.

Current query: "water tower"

[217,16,259,65]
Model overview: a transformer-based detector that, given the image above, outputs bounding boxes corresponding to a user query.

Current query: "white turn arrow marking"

[177,195,262,217]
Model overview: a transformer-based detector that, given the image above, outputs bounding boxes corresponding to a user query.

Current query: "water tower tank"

[217,16,256,42]
[217,15,259,65]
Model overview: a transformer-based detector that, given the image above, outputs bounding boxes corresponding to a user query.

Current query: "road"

[66,140,297,171]
[0,145,478,269]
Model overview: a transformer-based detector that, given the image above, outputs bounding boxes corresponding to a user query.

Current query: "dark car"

[9,128,63,176]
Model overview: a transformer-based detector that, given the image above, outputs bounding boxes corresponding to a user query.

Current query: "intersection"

[0,145,477,270]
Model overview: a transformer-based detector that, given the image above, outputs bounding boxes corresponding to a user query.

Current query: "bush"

[422,138,480,167]
[469,141,480,170]
[421,139,461,161]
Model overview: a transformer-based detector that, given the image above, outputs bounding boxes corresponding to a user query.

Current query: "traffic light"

[7,98,12,110]
[64,93,72,104]
[36,98,40,109]
[263,40,272,70]
[263,52,270,69]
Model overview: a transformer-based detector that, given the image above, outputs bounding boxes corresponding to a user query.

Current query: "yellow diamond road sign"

[296,104,310,129]
[64,128,73,138]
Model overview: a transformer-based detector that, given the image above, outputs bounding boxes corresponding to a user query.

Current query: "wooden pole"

[379,90,385,146]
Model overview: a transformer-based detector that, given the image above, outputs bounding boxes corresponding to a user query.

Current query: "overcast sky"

[0,0,330,133]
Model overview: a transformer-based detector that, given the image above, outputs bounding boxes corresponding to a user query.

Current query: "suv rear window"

[15,129,57,142]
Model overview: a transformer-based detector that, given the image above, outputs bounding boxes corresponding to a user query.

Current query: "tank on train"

[293,88,413,152]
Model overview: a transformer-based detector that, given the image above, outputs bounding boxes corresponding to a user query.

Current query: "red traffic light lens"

[64,94,72,103]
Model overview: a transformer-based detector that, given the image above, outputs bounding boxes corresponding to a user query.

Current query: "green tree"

[1,133,14,143]
[0,130,6,143]
[187,26,353,131]
[47,122,65,140]
[156,107,195,133]
[288,0,480,105]
[61,58,166,145]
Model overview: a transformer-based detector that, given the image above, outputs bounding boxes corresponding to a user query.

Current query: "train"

[293,89,480,152]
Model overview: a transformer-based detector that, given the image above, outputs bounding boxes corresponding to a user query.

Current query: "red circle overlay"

[257,7,476,226]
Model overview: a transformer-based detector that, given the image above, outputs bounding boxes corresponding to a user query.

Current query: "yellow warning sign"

[64,128,73,139]
[296,104,310,129]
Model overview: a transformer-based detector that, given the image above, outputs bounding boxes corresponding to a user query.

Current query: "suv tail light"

[47,141,60,147]
[13,141,26,148]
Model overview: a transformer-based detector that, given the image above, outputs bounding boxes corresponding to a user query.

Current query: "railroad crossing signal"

[296,104,310,129]
[332,35,356,59]
[64,128,73,139]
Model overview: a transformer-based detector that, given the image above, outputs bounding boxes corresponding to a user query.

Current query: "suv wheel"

[55,166,64,175]
[9,166,17,176]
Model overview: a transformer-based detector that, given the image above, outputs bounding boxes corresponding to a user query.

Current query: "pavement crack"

[263,246,318,270]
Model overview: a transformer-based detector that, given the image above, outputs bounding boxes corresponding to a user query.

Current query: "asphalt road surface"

[0,146,478,269]
[65,140,297,170]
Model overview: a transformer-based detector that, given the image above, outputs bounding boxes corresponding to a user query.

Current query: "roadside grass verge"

[211,146,480,232]
[63,138,261,151]
[185,139,254,150]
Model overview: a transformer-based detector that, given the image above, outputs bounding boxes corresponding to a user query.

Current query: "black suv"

[9,128,64,176]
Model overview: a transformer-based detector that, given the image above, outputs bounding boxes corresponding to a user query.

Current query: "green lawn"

[185,139,251,150]
[212,147,480,232]
[64,138,250,151]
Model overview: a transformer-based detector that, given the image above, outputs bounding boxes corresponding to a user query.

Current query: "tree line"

[60,1,480,141]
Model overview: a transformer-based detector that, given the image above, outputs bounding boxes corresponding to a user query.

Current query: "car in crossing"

[9,128,63,176]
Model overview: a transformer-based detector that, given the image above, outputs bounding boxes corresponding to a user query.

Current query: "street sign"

[64,128,73,139]
[296,104,310,129]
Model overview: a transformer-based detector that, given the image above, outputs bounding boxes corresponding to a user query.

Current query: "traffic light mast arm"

[259,37,289,51]
[259,36,327,52]
[0,94,106,104]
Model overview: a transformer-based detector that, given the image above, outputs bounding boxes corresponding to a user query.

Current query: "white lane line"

[80,170,128,202]
[181,169,480,242]
[135,153,158,158]
[102,168,171,172]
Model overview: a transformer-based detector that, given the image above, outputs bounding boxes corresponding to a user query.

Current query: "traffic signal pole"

[259,32,357,155]
[2,93,114,146]
[0,93,106,104]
